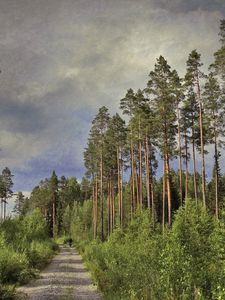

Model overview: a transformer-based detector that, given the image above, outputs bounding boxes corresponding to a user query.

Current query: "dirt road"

[17,245,102,300]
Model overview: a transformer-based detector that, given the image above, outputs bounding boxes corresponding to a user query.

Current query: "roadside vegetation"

[0,209,57,299]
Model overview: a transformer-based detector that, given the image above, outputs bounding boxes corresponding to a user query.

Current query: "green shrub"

[0,208,58,295]
[0,284,15,300]
[75,201,225,300]
[0,247,28,284]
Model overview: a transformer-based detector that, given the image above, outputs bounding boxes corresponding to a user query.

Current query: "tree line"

[13,171,91,237]
[83,19,225,240]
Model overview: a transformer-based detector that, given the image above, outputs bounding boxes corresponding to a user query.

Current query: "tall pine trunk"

[139,118,143,209]
[107,181,111,238]
[197,75,206,207]
[117,147,121,226]
[109,179,113,233]
[136,169,139,208]
[149,142,155,221]
[120,154,123,227]
[165,153,172,226]
[184,130,189,199]
[111,180,115,230]
[92,184,96,239]
[100,151,104,241]
[214,130,219,219]
[162,157,166,232]
[145,135,151,210]
[130,138,135,215]
[177,108,183,204]
[95,175,98,238]
[191,117,198,202]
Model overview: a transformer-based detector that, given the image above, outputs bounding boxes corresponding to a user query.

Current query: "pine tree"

[212,19,225,82]
[84,106,110,240]
[185,50,207,206]
[146,56,177,226]
[181,85,199,202]
[203,72,225,217]
[120,89,137,215]
[171,70,185,204]
[104,113,127,230]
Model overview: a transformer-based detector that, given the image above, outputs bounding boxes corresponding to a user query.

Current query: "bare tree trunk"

[92,184,96,239]
[107,181,110,238]
[95,175,98,238]
[214,131,219,219]
[120,154,123,228]
[191,120,198,203]
[131,139,135,215]
[111,180,115,230]
[139,119,143,208]
[165,153,172,226]
[162,157,166,232]
[184,130,189,199]
[149,142,155,222]
[117,147,121,227]
[197,75,206,207]
[145,135,151,210]
[109,179,113,234]
[177,108,183,205]
[100,151,104,241]
[136,170,139,208]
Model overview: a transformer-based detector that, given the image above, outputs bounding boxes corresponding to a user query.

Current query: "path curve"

[17,245,102,300]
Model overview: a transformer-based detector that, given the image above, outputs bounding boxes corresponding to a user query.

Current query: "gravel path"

[17,245,102,300]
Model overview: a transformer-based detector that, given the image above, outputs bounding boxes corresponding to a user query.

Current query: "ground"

[17,245,102,300]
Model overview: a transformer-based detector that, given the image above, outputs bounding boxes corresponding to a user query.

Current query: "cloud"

[0,0,224,191]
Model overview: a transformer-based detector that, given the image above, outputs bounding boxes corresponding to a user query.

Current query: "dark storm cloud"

[0,0,224,191]
[151,0,225,13]
[0,98,48,133]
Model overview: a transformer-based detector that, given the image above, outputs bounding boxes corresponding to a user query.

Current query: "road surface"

[17,245,102,300]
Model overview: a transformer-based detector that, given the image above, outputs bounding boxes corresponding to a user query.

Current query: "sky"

[0,0,224,194]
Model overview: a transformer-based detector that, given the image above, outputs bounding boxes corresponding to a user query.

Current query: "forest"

[0,19,225,300]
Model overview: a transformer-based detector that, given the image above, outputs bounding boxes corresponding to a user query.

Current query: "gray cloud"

[0,0,224,190]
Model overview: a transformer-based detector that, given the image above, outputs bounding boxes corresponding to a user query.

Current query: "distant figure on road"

[68,237,73,247]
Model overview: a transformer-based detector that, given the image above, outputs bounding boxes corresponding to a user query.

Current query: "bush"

[0,208,58,297]
[0,248,28,284]
[75,201,225,300]
[0,285,15,300]
[26,240,56,268]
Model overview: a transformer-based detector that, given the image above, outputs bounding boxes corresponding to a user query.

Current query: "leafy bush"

[0,248,28,284]
[74,200,225,300]
[0,208,58,297]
